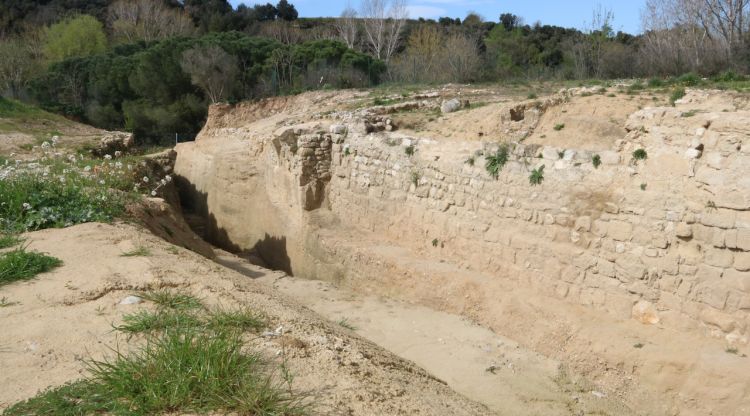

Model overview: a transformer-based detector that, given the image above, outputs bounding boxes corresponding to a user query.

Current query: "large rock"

[441,99,462,114]
[632,300,659,325]
[93,132,134,157]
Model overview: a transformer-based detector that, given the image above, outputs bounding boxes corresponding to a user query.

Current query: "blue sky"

[229,0,647,34]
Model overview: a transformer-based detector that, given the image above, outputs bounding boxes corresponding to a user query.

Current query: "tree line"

[0,0,748,142]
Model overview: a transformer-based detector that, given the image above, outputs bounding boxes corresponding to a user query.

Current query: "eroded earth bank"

[175,85,750,415]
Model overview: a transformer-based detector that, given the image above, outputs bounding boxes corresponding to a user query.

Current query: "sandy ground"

[249,260,634,416]
[0,222,491,415]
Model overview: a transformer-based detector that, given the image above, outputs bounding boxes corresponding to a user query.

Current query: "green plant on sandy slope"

[592,154,601,169]
[3,327,307,415]
[0,247,62,287]
[529,165,545,185]
[632,149,648,161]
[410,170,421,187]
[120,246,151,257]
[670,87,686,105]
[485,145,509,179]
[405,144,415,156]
[337,318,357,331]
[553,123,565,131]
[139,290,203,310]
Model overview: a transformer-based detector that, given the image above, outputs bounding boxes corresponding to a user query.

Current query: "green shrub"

[553,123,565,131]
[527,93,537,99]
[485,145,509,179]
[592,154,601,169]
[0,172,128,232]
[404,144,415,156]
[0,248,62,287]
[712,70,746,82]
[632,149,648,161]
[529,165,545,185]
[670,87,686,105]
[676,72,701,86]
[647,78,664,87]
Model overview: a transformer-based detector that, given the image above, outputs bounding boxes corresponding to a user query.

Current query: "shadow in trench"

[175,176,294,276]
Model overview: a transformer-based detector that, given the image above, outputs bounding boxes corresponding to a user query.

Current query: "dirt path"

[216,250,634,415]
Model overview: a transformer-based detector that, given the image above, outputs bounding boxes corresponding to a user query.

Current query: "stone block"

[724,269,750,292]
[734,252,750,271]
[599,150,620,165]
[608,220,633,241]
[700,210,736,229]
[704,248,734,268]
[675,223,692,238]
[737,228,750,251]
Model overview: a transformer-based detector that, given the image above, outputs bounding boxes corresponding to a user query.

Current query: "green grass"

[337,318,357,331]
[3,327,307,416]
[485,145,509,179]
[115,309,202,334]
[207,307,265,332]
[140,290,203,310]
[120,246,151,257]
[529,165,545,186]
[553,123,565,131]
[0,248,62,287]
[670,87,686,105]
[0,234,22,249]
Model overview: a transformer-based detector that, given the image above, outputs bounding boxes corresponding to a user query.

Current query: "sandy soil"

[0,222,491,415]
[248,258,634,416]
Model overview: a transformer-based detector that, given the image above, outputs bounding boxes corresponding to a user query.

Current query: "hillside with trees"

[1,0,748,142]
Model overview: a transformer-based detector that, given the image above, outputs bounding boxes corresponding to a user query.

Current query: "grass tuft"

[140,290,203,310]
[485,145,509,179]
[0,248,62,287]
[0,233,22,249]
[120,246,151,257]
[4,327,307,415]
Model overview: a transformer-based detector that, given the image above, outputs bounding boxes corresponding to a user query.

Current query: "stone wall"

[325,101,750,343]
[175,89,750,344]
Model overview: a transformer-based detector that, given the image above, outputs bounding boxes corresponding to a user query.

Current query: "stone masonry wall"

[324,99,750,343]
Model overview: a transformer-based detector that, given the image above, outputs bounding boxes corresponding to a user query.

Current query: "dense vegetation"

[1,0,748,141]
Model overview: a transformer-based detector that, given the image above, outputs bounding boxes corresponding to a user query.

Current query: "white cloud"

[405,5,447,19]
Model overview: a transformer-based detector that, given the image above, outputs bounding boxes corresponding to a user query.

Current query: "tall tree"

[108,0,195,43]
[360,0,408,63]
[43,15,107,62]
[276,0,298,21]
[180,44,239,103]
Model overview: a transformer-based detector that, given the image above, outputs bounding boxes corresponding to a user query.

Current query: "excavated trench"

[168,88,750,416]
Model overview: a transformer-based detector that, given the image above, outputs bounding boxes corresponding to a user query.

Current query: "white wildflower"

[99,180,105,185]
[41,141,50,149]
[151,191,157,196]
[84,165,91,172]
[165,175,172,182]
[142,176,149,183]
[114,151,122,158]
[104,154,112,160]
[22,203,31,210]
[160,179,167,185]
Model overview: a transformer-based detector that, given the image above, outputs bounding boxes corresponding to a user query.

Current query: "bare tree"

[335,4,359,49]
[180,45,239,103]
[640,0,735,73]
[0,30,43,98]
[360,0,408,63]
[442,33,481,82]
[108,0,194,43]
